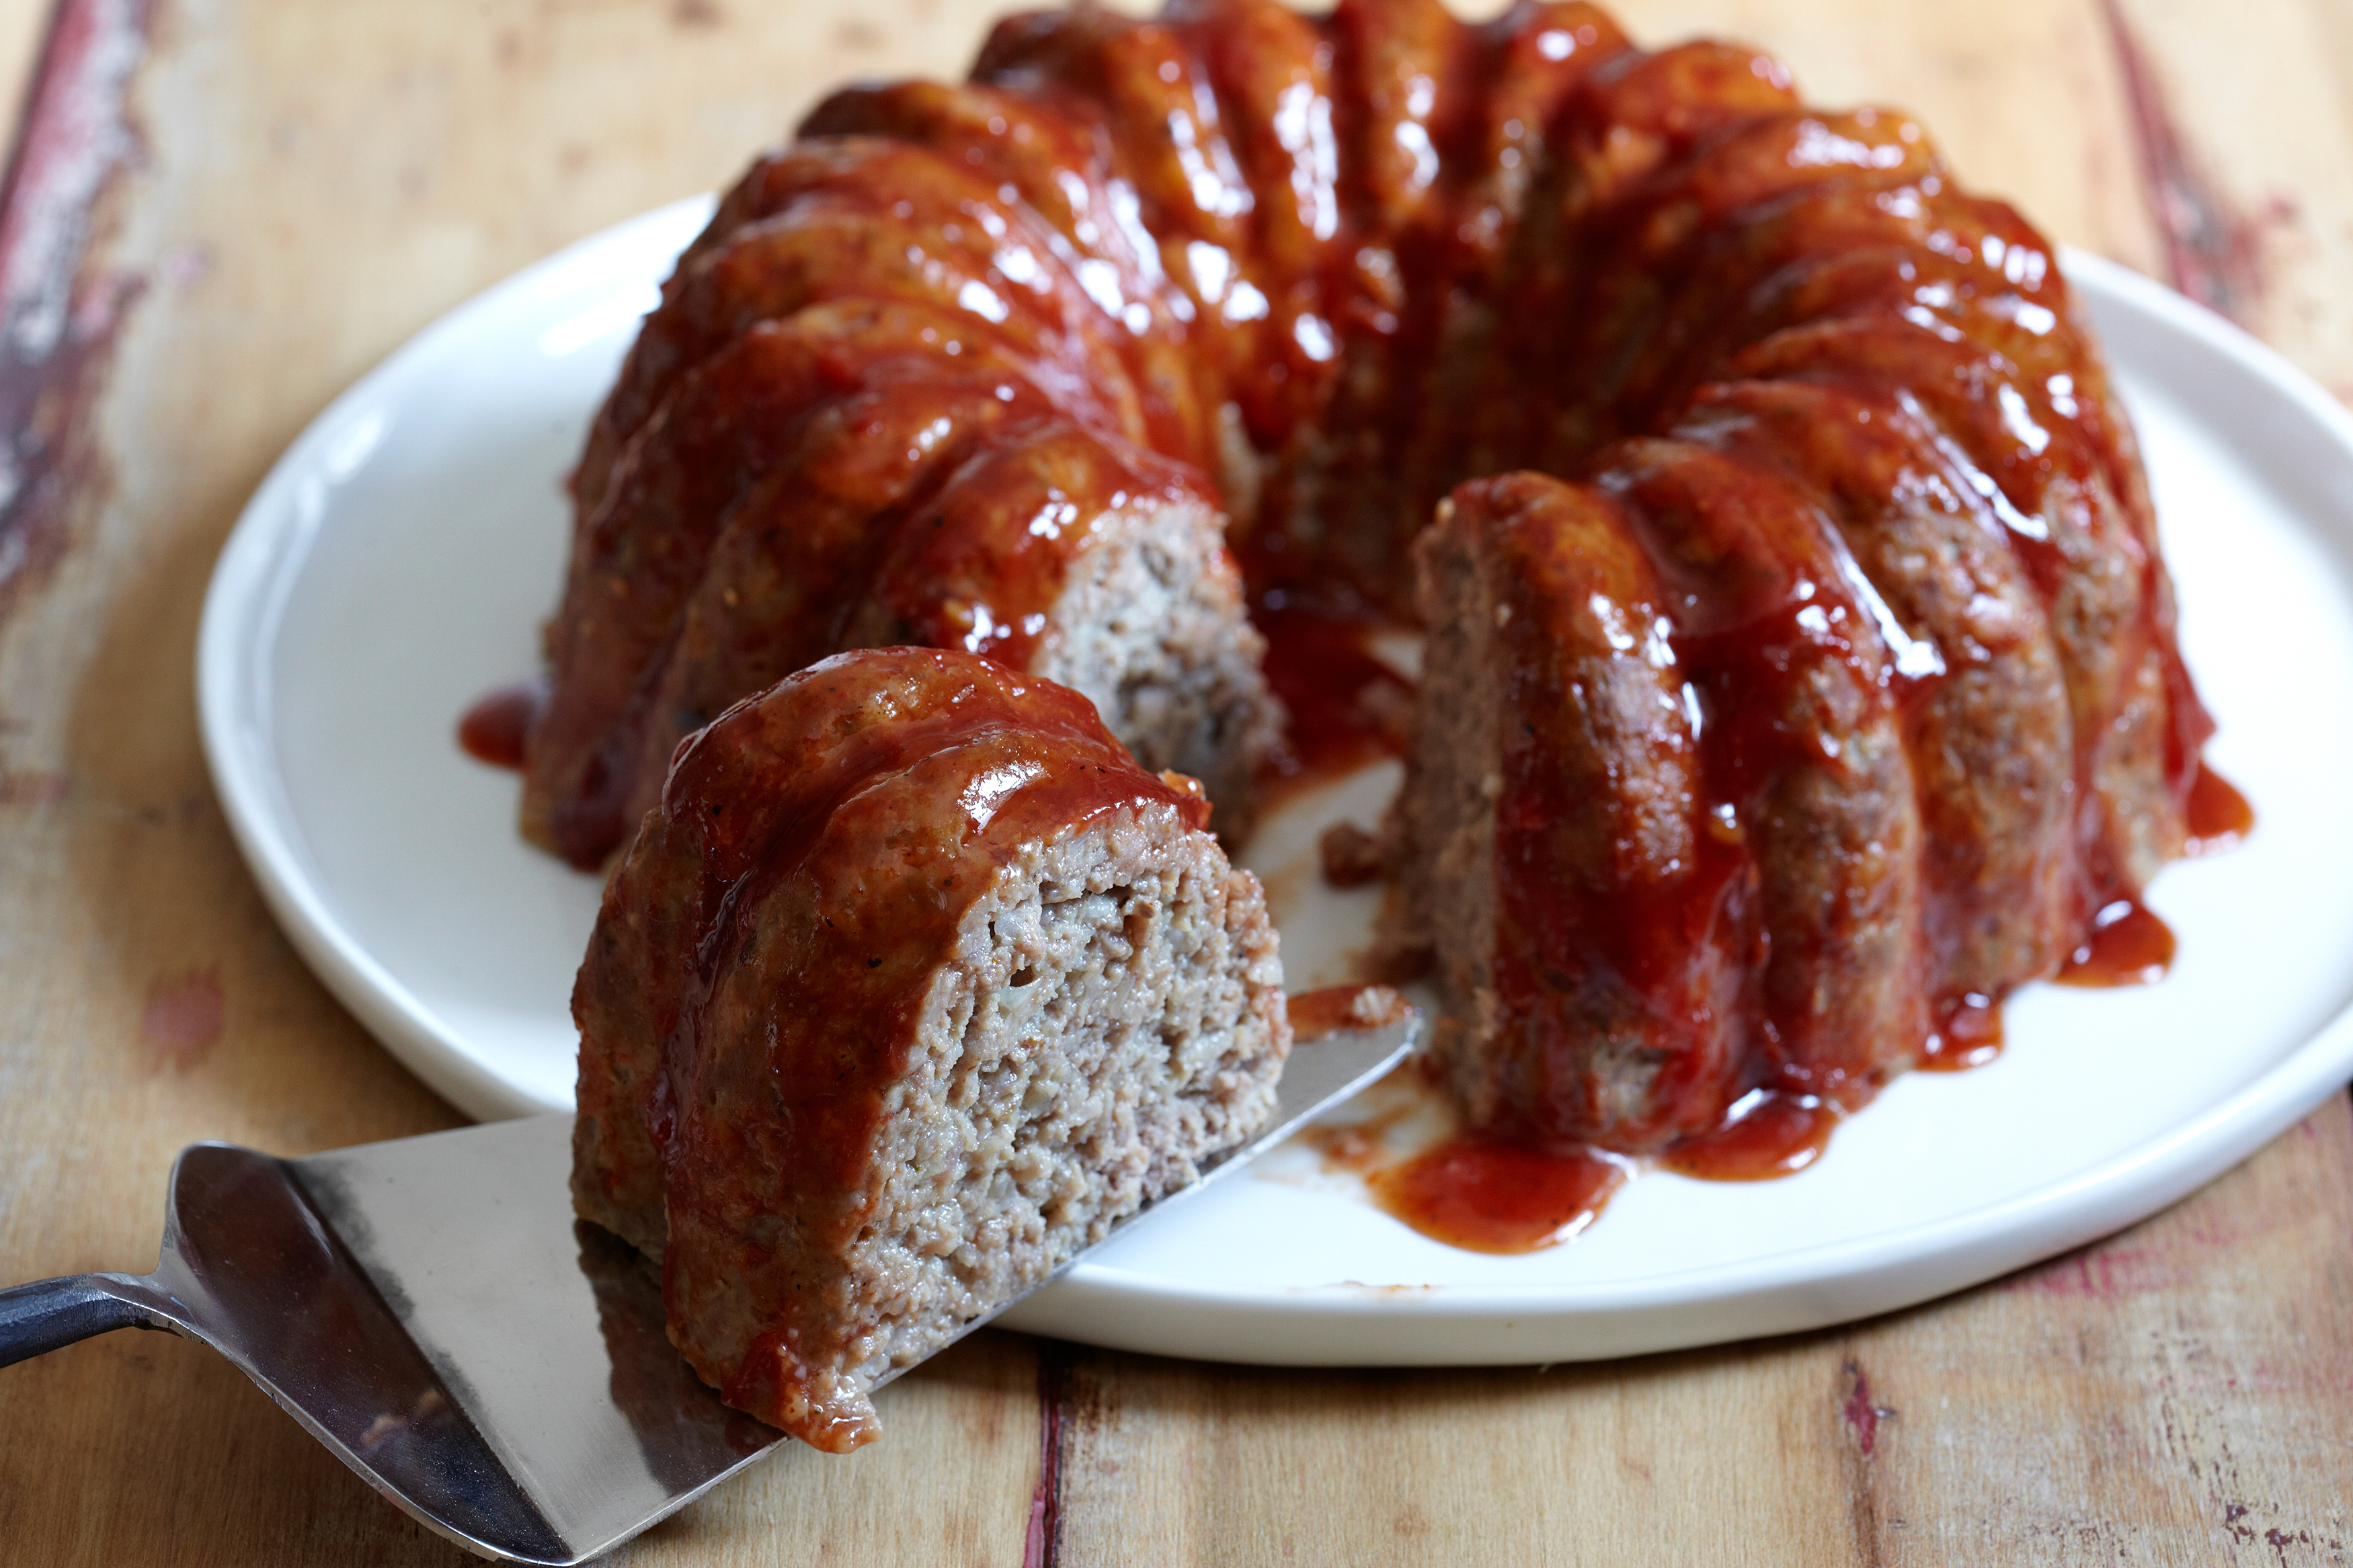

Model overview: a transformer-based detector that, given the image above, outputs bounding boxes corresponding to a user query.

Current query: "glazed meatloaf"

[543,0,2215,1244]
[523,212,1281,870]
[571,647,1289,1449]
[1396,438,2194,1151]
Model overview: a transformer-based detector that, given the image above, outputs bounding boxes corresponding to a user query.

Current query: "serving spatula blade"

[0,1012,1417,1563]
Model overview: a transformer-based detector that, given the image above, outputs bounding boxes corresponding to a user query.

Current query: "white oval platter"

[198,196,2353,1366]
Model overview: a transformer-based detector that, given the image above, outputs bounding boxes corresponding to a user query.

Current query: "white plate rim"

[196,220,2353,1363]
[196,196,719,1122]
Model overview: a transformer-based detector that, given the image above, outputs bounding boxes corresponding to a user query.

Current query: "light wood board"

[1,1,2348,1562]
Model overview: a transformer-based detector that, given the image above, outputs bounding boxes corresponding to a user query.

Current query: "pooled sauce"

[1659,1091,1839,1182]
[1286,983,1412,1040]
[2057,899,2174,987]
[2052,766,2247,984]
[1334,1033,1979,1251]
[1359,760,2255,1249]
[1369,1138,1626,1254]
[1918,993,2004,1072]
[458,678,547,771]
[1250,597,1413,795]
[2184,762,2254,854]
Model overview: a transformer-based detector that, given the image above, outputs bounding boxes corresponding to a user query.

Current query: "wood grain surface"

[0,1,2348,1563]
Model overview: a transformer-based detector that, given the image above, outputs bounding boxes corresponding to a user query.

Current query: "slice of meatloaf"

[571,647,1289,1451]
[1600,439,1928,1100]
[1666,380,2077,1005]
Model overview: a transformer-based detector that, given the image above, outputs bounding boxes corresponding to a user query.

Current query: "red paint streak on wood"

[0,0,157,623]
[2098,0,2275,319]
[141,968,224,1072]
[1023,1344,1065,1568]
[2004,1243,2188,1301]
[1841,1360,1888,1457]
[0,767,67,803]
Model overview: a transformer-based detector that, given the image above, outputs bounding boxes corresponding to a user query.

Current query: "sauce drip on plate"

[1371,1139,1626,1254]
[1250,597,1412,798]
[2057,900,2175,987]
[2184,761,2254,853]
[458,678,547,771]
[1660,1091,1839,1182]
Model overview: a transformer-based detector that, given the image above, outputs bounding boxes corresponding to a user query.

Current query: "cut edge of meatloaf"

[1029,484,1282,842]
[592,413,1283,856]
[674,798,1287,1450]
[843,418,1285,845]
[1380,493,1497,1048]
[536,360,1281,870]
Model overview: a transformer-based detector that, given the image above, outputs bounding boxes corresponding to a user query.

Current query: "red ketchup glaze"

[1285,983,1412,1040]
[2057,900,2175,987]
[1249,596,1414,793]
[1918,993,2004,1072]
[1464,472,1760,1151]
[1370,1139,1626,1255]
[2184,761,2254,854]
[457,678,546,771]
[1659,1091,1839,1181]
[1353,1085,1855,1253]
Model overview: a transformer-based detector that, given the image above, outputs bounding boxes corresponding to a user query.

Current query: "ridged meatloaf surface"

[526,299,1278,865]
[571,647,1289,1449]
[559,0,2215,1170]
[1398,440,2193,1150]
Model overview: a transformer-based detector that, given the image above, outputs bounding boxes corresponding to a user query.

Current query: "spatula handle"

[0,1275,173,1368]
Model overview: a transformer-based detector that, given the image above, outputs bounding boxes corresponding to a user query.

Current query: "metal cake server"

[0,1013,1415,1563]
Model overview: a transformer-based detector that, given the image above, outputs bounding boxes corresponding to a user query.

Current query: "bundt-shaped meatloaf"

[550,0,2209,1145]
[571,647,1289,1450]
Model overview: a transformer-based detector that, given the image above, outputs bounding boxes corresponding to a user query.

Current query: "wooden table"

[2,1,2350,1561]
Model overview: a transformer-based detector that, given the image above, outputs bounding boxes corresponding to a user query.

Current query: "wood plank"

[2104,0,2353,397]
[619,1333,1046,1567]
[0,0,51,147]
[0,1313,1044,1565]
[0,0,2340,1561]
[0,4,1062,1561]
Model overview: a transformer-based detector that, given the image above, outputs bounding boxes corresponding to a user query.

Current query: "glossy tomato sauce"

[457,678,547,771]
